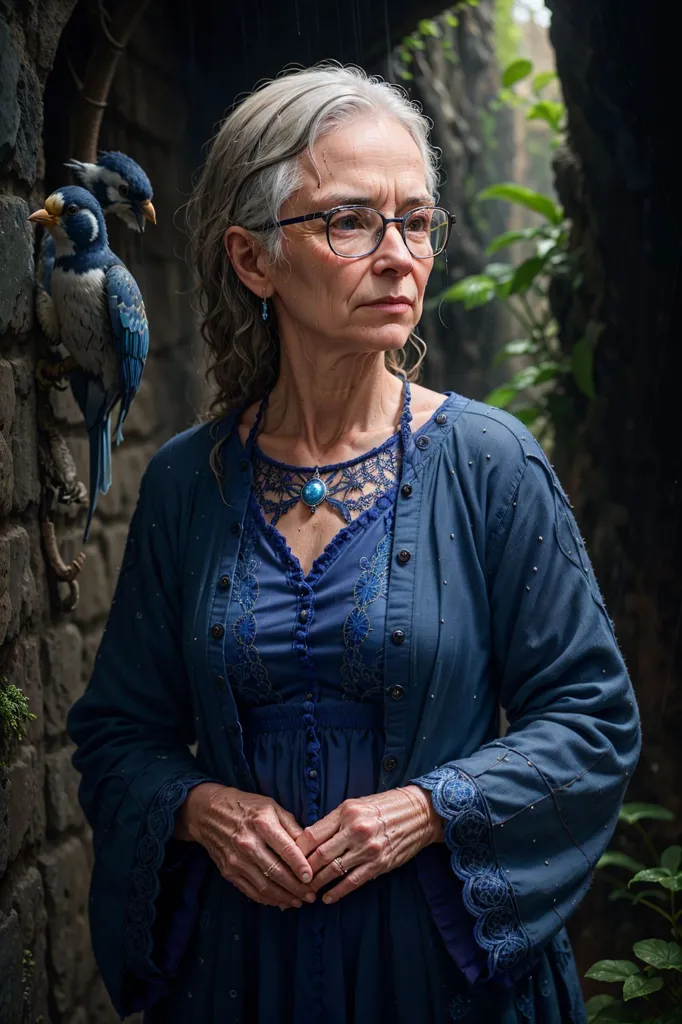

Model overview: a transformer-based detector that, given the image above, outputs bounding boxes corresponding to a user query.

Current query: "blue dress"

[223,388,582,1023]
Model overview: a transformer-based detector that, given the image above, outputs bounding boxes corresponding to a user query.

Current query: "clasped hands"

[177,782,444,911]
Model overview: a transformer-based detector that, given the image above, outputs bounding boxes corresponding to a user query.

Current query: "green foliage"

[0,677,36,742]
[586,803,682,1022]
[493,0,521,70]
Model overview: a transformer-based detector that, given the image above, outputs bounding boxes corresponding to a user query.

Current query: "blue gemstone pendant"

[300,469,327,512]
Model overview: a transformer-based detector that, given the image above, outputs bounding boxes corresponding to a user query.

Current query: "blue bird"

[36,150,155,353]
[29,186,149,542]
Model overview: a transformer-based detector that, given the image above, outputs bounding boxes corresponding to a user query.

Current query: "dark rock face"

[546,0,682,981]
[0,15,20,172]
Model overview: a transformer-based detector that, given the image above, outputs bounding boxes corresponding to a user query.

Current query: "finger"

[237,875,293,910]
[321,864,373,905]
[295,809,342,858]
[305,827,352,881]
[308,849,358,893]
[276,806,305,842]
[265,816,316,885]
[240,862,306,909]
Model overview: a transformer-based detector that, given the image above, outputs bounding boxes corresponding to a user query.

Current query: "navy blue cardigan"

[68,393,641,1018]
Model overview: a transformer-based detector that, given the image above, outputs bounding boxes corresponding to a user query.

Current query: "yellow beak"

[28,208,59,227]
[141,199,157,224]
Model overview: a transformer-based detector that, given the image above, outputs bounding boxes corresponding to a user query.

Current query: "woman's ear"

[224,227,274,298]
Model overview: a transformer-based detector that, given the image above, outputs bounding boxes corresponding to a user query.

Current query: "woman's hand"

[176,782,317,909]
[295,785,444,904]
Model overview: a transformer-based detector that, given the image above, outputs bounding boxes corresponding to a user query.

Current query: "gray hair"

[187,62,439,418]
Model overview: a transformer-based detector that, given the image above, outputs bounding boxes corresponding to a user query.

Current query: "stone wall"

[0,1,197,1020]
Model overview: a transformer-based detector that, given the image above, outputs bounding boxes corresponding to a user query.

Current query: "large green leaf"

[597,851,646,873]
[571,336,596,398]
[629,868,672,887]
[477,183,563,225]
[485,385,518,409]
[492,338,539,366]
[586,994,618,1022]
[526,100,565,132]
[534,361,565,385]
[620,803,675,825]
[502,58,533,88]
[485,227,542,256]
[633,940,682,972]
[659,873,682,891]
[532,70,557,95]
[622,974,664,1002]
[441,275,496,309]
[509,255,546,294]
[660,846,682,873]
[585,960,640,983]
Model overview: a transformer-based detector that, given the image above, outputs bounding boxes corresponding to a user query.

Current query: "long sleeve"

[412,448,641,984]
[67,451,215,1017]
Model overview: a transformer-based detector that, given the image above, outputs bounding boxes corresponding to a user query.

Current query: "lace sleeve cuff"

[411,764,532,981]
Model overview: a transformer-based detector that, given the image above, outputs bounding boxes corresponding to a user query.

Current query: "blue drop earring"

[261,297,269,322]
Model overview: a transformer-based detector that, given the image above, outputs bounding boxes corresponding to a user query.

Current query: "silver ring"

[334,856,348,875]
[263,862,278,879]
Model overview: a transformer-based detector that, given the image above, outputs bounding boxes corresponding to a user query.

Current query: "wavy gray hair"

[187,62,439,419]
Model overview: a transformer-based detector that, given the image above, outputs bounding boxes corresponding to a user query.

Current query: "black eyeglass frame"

[255,204,457,259]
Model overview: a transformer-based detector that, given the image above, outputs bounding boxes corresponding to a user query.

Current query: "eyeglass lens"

[327,207,449,258]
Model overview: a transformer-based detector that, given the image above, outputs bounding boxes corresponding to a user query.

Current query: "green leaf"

[484,385,518,409]
[597,852,646,873]
[441,275,496,310]
[534,361,565,385]
[492,338,539,366]
[620,803,675,826]
[571,336,596,399]
[509,255,546,294]
[513,406,542,427]
[418,18,441,36]
[485,227,543,256]
[526,100,566,132]
[397,69,414,81]
[659,873,682,891]
[622,974,664,1001]
[629,868,671,887]
[444,11,459,26]
[502,58,533,88]
[477,183,563,225]
[532,70,557,95]
[633,940,682,972]
[586,994,618,1022]
[585,960,640,983]
[660,846,682,873]
[512,365,542,390]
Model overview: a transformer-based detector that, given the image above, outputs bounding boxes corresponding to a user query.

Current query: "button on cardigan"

[67,392,641,1022]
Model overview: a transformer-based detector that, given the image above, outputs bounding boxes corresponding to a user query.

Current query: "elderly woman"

[68,64,641,1024]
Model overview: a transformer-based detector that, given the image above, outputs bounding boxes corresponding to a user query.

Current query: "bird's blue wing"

[105,263,149,444]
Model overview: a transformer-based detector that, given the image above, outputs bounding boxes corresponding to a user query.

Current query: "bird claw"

[35,356,77,390]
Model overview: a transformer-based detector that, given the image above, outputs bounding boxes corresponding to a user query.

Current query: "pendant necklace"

[299,469,327,513]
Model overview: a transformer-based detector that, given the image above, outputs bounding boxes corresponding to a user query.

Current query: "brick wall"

[0,2,201,1021]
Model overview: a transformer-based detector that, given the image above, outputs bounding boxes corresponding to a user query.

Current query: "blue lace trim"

[249,381,411,526]
[123,772,207,970]
[229,514,282,704]
[411,764,532,976]
[340,508,393,700]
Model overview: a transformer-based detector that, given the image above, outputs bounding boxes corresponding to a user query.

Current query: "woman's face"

[264,116,434,358]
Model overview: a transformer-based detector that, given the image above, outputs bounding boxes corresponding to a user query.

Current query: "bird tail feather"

[83,416,112,543]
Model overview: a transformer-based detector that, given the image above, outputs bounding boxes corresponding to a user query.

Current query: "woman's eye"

[333,214,361,232]
[118,183,129,197]
[407,215,429,233]
[66,204,78,216]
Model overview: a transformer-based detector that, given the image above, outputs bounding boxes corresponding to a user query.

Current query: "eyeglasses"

[257,205,456,259]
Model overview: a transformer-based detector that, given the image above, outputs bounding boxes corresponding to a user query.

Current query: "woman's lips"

[362,298,414,313]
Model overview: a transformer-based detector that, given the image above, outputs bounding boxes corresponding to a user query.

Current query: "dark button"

[392,628,406,645]
[230,522,241,535]
[397,549,411,565]
[401,483,413,498]
[389,684,404,700]
[219,574,231,589]
[305,692,314,701]
[416,435,431,450]
[229,990,237,998]
[214,676,226,690]
[308,768,318,779]
[435,412,447,425]
[239,459,249,471]
[383,756,398,772]
[211,623,225,639]
[298,609,308,623]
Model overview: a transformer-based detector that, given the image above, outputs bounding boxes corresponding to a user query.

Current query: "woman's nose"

[373,224,414,273]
